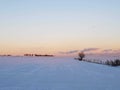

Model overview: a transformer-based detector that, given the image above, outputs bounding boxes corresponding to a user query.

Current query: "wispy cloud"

[59,48,99,54]
[59,50,79,54]
[102,49,120,55]
[113,49,120,53]
[102,49,113,53]
[59,48,120,55]
[81,48,99,52]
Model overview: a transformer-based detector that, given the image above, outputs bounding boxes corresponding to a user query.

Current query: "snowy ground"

[0,56,120,90]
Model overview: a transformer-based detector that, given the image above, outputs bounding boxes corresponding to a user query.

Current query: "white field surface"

[0,56,120,90]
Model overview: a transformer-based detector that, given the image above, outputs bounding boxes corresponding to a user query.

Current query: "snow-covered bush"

[105,59,120,66]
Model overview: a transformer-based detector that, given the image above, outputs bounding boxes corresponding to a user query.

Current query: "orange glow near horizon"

[0,37,120,56]
[0,45,120,56]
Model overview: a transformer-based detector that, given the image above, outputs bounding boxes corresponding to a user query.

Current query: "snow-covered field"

[0,56,120,90]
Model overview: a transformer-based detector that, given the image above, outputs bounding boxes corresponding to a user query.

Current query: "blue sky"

[0,0,120,55]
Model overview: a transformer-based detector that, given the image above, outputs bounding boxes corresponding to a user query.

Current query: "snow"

[0,56,120,90]
[85,54,120,64]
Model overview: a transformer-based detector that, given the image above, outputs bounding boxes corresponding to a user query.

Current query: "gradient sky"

[0,0,120,55]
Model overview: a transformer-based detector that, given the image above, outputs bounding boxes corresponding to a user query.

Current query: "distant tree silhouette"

[78,52,85,61]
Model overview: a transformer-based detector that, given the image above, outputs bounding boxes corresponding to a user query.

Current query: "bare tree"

[78,52,85,61]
